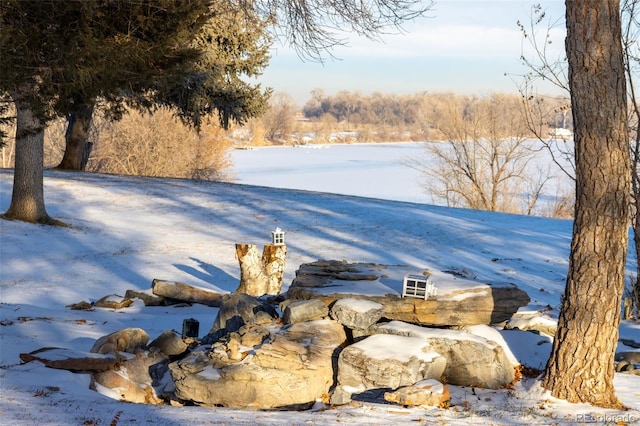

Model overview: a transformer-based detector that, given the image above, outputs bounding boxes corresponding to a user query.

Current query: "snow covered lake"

[230,142,432,204]
[230,141,573,213]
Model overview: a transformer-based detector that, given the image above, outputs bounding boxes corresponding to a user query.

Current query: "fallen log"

[151,279,225,307]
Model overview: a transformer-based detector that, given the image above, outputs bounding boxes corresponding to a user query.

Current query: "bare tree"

[515,5,575,182]
[262,92,298,143]
[257,0,433,60]
[86,108,232,181]
[407,94,549,214]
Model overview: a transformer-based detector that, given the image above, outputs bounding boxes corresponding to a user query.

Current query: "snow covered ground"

[0,161,639,425]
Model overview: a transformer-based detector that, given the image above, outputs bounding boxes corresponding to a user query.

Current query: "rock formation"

[287,260,530,326]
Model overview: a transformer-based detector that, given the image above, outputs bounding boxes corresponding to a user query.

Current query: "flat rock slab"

[287,260,530,326]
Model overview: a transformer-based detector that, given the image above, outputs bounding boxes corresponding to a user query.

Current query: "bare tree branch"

[247,0,433,61]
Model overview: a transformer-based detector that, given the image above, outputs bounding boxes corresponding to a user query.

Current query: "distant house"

[549,128,573,140]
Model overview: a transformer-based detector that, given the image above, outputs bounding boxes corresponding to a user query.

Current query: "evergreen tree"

[57,0,272,171]
[1,0,430,223]
[1,0,216,222]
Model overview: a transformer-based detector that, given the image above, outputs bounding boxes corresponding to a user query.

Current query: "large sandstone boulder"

[170,319,347,409]
[287,261,530,326]
[331,334,446,404]
[373,321,516,389]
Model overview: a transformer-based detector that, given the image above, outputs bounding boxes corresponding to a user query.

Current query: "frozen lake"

[229,141,573,214]
[230,142,432,204]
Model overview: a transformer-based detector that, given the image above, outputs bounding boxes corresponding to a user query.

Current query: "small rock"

[94,294,133,310]
[124,289,167,306]
[384,379,450,407]
[226,338,244,361]
[238,325,270,347]
[66,301,94,311]
[505,314,557,337]
[91,328,150,354]
[616,359,636,372]
[149,330,188,356]
[282,299,328,324]
[330,298,384,329]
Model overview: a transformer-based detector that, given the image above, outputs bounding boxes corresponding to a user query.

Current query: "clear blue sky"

[257,0,567,105]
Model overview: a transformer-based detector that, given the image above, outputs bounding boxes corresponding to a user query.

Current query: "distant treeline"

[300,90,572,134]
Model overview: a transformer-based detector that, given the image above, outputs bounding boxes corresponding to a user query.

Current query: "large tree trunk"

[57,102,95,171]
[542,0,629,408]
[2,98,52,224]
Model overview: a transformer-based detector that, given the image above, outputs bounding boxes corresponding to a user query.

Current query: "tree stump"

[235,243,287,296]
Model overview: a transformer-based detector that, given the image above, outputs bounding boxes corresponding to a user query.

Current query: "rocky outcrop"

[287,261,530,326]
[170,319,347,409]
[41,260,534,410]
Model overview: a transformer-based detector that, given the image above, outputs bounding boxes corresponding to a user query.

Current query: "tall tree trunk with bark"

[2,97,52,223]
[542,0,630,408]
[57,101,95,171]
